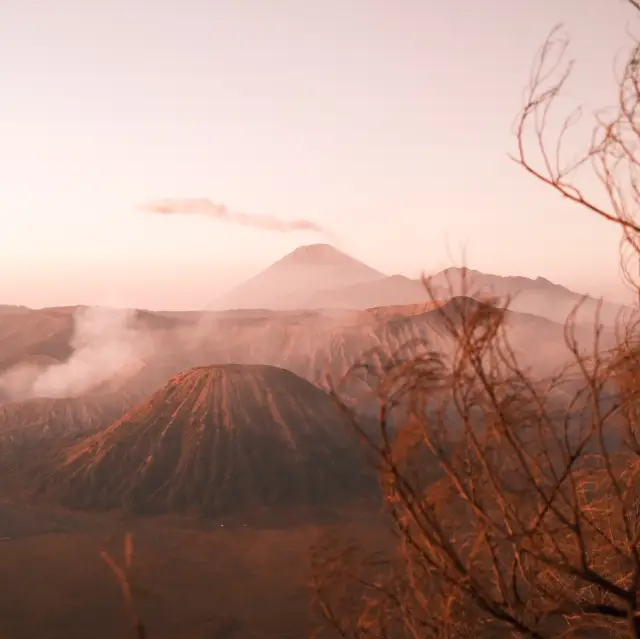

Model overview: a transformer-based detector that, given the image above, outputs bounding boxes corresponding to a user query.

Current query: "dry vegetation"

[310,4,640,638]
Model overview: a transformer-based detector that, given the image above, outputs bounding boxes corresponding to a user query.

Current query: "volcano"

[211,244,384,311]
[44,364,374,516]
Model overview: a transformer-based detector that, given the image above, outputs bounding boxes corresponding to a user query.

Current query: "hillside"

[0,393,143,476]
[44,364,375,515]
[0,394,137,444]
[211,243,384,310]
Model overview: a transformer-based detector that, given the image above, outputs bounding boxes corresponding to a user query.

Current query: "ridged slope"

[0,393,142,477]
[46,364,374,515]
[0,394,138,444]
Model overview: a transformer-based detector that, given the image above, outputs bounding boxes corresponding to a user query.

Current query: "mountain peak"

[212,245,385,311]
[288,242,335,256]
[277,244,367,267]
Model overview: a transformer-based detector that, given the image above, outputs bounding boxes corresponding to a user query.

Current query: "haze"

[0,0,633,309]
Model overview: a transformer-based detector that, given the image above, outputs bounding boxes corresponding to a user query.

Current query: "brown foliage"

[311,4,640,637]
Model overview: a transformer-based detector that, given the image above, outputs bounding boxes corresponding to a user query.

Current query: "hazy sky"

[0,0,635,309]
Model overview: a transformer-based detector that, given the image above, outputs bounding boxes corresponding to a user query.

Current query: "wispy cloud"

[139,197,332,236]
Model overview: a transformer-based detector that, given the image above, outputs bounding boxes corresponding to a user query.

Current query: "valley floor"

[0,499,389,639]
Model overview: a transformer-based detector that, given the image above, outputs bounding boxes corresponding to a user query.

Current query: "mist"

[139,197,334,237]
[0,306,155,401]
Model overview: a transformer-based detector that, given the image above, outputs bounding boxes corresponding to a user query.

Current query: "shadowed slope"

[45,364,375,516]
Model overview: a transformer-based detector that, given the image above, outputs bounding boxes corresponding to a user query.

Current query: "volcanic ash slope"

[0,393,141,474]
[45,364,375,516]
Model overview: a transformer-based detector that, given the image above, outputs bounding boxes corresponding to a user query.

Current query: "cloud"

[138,197,333,236]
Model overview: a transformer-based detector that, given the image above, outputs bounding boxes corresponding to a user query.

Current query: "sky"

[0,0,636,309]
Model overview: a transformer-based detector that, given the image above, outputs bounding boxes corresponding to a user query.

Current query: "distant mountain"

[211,244,384,311]
[210,245,630,325]
[326,269,629,325]
[428,267,631,326]
[302,274,428,310]
[43,364,375,516]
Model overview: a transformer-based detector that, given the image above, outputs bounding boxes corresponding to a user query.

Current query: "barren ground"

[0,499,389,639]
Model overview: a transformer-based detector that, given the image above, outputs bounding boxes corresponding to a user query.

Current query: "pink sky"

[0,0,634,309]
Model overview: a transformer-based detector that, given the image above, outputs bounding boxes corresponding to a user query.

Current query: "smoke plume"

[139,197,332,236]
[0,306,154,401]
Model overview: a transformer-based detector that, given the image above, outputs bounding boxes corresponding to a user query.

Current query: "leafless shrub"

[311,4,640,637]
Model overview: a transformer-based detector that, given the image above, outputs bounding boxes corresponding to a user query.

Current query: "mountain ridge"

[209,244,630,325]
